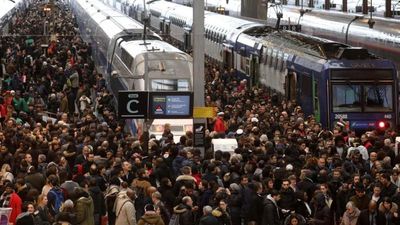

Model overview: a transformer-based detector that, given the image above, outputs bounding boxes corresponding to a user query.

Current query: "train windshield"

[332,83,393,113]
[331,69,394,113]
[332,84,362,112]
[363,84,393,112]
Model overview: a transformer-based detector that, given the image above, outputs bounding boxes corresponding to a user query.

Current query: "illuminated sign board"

[149,92,193,118]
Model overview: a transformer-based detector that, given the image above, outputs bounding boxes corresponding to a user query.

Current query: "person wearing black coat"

[309,193,331,225]
[173,196,196,225]
[294,191,312,220]
[247,182,264,225]
[262,190,281,225]
[297,170,316,202]
[199,206,219,225]
[357,200,386,225]
[279,179,296,212]
[88,178,106,225]
[228,183,242,225]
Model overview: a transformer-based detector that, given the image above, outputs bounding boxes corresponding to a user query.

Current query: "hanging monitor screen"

[149,92,193,118]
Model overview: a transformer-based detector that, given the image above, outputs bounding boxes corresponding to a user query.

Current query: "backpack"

[49,188,64,214]
[168,214,180,225]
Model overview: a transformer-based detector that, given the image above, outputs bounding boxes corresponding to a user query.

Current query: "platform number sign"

[118,91,148,119]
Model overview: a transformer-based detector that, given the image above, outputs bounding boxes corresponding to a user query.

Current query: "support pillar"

[385,0,392,17]
[193,0,206,155]
[362,0,368,14]
[308,0,314,8]
[342,0,347,11]
[325,0,330,10]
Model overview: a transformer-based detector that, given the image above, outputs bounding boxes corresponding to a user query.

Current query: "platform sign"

[193,123,205,147]
[193,107,217,118]
[118,91,148,119]
[149,92,193,118]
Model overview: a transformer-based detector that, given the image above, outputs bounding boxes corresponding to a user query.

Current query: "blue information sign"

[149,92,193,118]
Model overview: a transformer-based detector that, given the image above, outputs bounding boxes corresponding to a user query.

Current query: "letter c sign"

[127,99,139,114]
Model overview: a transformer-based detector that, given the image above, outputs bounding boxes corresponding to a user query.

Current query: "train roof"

[85,0,146,29]
[121,40,190,58]
[242,26,376,60]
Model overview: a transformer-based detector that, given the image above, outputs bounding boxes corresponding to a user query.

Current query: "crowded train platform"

[0,0,400,225]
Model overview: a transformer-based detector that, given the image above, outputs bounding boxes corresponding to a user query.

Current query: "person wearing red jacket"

[0,182,22,225]
[213,112,226,134]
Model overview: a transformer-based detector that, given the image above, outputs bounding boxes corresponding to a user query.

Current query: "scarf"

[0,192,12,207]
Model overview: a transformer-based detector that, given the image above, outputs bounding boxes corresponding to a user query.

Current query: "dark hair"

[144,204,155,212]
[270,189,280,197]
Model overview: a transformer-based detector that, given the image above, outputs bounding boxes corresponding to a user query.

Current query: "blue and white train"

[70,0,194,137]
[108,0,398,131]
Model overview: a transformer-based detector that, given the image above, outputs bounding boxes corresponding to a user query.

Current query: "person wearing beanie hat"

[138,204,164,225]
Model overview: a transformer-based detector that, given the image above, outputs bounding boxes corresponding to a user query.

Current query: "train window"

[262,48,268,65]
[151,79,190,91]
[240,56,247,72]
[332,84,362,112]
[364,84,393,112]
[121,48,133,69]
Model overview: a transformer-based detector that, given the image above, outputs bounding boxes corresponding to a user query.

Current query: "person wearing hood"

[212,199,231,225]
[75,187,95,225]
[173,196,196,225]
[138,204,165,225]
[114,188,137,225]
[340,201,360,225]
[262,190,281,225]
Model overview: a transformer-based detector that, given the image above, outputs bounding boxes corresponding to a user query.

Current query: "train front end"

[326,59,398,133]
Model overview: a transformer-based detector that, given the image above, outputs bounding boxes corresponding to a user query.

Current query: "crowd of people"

[0,1,400,225]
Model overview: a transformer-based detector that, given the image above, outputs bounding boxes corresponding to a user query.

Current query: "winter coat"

[357,209,386,225]
[262,196,281,225]
[173,204,194,225]
[199,215,220,225]
[114,191,137,225]
[340,208,360,225]
[378,202,399,225]
[213,117,226,133]
[9,192,22,225]
[137,211,164,225]
[89,186,106,216]
[76,196,95,225]
[212,207,231,225]
[312,205,331,225]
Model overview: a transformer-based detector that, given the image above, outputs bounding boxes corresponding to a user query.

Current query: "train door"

[223,44,233,69]
[298,73,314,116]
[312,76,321,122]
[159,21,164,33]
[286,71,297,101]
[184,29,191,52]
[165,21,170,35]
[250,54,259,86]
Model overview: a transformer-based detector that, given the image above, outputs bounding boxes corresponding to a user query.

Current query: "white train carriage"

[71,0,194,136]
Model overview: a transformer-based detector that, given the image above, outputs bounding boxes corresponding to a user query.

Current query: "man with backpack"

[114,188,137,225]
[105,176,121,225]
[47,175,65,218]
